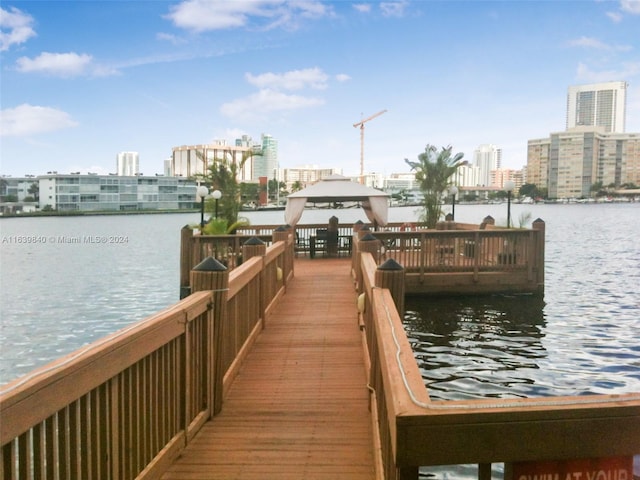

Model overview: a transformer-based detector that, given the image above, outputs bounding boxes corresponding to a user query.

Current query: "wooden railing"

[0,233,294,480]
[357,251,640,480]
[180,223,360,297]
[352,220,546,295]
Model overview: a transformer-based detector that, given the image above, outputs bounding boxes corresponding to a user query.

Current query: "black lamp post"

[449,185,458,221]
[504,180,515,228]
[212,189,221,219]
[196,185,209,229]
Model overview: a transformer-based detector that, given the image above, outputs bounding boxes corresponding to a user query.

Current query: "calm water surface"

[1,204,639,398]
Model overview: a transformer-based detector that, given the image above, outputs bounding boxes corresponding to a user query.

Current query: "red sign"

[512,456,633,480]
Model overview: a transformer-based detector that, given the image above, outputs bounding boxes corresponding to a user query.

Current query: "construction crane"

[353,109,387,184]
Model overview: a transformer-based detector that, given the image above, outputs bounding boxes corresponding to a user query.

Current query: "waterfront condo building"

[527,127,640,199]
[170,136,276,183]
[38,174,196,212]
[117,152,140,176]
[252,134,279,182]
[566,81,627,133]
[473,144,502,187]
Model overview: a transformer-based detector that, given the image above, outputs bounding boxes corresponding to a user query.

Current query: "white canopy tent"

[284,175,390,227]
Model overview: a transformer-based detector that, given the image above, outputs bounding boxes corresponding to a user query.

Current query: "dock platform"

[161,258,376,479]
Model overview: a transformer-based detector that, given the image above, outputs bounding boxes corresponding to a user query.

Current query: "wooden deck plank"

[162,258,376,480]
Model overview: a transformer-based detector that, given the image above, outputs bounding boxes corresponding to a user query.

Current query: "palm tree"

[405,145,466,228]
[194,149,261,228]
[291,180,303,193]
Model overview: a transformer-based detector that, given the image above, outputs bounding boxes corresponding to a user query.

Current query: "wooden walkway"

[161,258,377,480]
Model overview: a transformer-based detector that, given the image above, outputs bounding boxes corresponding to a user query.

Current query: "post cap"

[378,258,404,271]
[193,256,227,272]
[244,236,265,245]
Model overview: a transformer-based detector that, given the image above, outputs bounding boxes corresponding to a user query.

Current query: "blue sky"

[1,0,639,178]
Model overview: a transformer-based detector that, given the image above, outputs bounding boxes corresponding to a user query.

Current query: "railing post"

[243,237,268,327]
[532,218,545,295]
[272,226,291,286]
[479,463,492,480]
[190,257,229,416]
[480,215,495,229]
[356,233,382,292]
[180,225,194,298]
[242,236,267,261]
[375,258,405,317]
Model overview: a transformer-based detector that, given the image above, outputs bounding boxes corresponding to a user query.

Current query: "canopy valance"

[284,175,389,226]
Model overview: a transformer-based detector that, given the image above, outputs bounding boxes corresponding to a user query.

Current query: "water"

[404,203,640,400]
[1,203,639,396]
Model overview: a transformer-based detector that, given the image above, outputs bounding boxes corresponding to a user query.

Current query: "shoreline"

[1,198,637,220]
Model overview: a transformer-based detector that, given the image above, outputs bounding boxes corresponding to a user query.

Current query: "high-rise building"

[566,81,627,133]
[527,128,640,199]
[253,134,278,181]
[117,152,139,176]
[473,144,502,187]
[170,141,255,181]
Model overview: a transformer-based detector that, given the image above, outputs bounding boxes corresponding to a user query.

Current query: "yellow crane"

[353,109,387,184]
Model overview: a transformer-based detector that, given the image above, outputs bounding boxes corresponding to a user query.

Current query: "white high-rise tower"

[566,81,627,133]
[473,144,501,187]
[117,151,139,176]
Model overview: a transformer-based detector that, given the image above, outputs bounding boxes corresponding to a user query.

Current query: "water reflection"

[404,294,549,400]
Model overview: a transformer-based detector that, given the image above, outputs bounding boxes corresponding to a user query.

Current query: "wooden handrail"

[353,224,546,296]
[0,237,293,480]
[357,251,640,480]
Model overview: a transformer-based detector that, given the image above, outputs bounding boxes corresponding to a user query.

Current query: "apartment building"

[38,174,196,212]
[527,128,640,199]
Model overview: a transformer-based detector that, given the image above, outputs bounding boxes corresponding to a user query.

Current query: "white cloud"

[576,61,640,83]
[156,32,187,45]
[165,0,331,32]
[336,73,351,82]
[620,0,640,14]
[16,52,98,77]
[246,67,329,90]
[353,3,372,14]
[0,6,36,51]
[220,88,324,121]
[380,1,409,17]
[606,11,623,22]
[0,104,78,137]
[568,36,632,52]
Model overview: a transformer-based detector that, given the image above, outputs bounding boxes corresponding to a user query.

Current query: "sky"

[1,0,640,178]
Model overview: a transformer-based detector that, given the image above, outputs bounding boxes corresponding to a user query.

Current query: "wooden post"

[356,233,382,292]
[532,218,545,295]
[242,236,267,261]
[190,257,228,416]
[272,226,291,287]
[375,258,405,317]
[243,237,267,327]
[180,225,194,298]
[357,225,371,240]
[326,216,338,257]
[480,215,495,229]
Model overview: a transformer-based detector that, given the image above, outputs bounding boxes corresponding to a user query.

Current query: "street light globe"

[504,180,516,192]
[211,189,222,200]
[196,185,209,202]
[449,185,459,196]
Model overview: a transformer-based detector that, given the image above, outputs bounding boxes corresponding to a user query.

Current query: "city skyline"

[1,1,639,178]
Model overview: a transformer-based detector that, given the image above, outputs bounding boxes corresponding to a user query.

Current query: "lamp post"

[211,189,221,219]
[449,185,458,221]
[196,185,209,229]
[504,180,516,228]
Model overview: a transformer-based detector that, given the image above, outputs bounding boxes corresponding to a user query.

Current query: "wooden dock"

[162,258,377,479]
